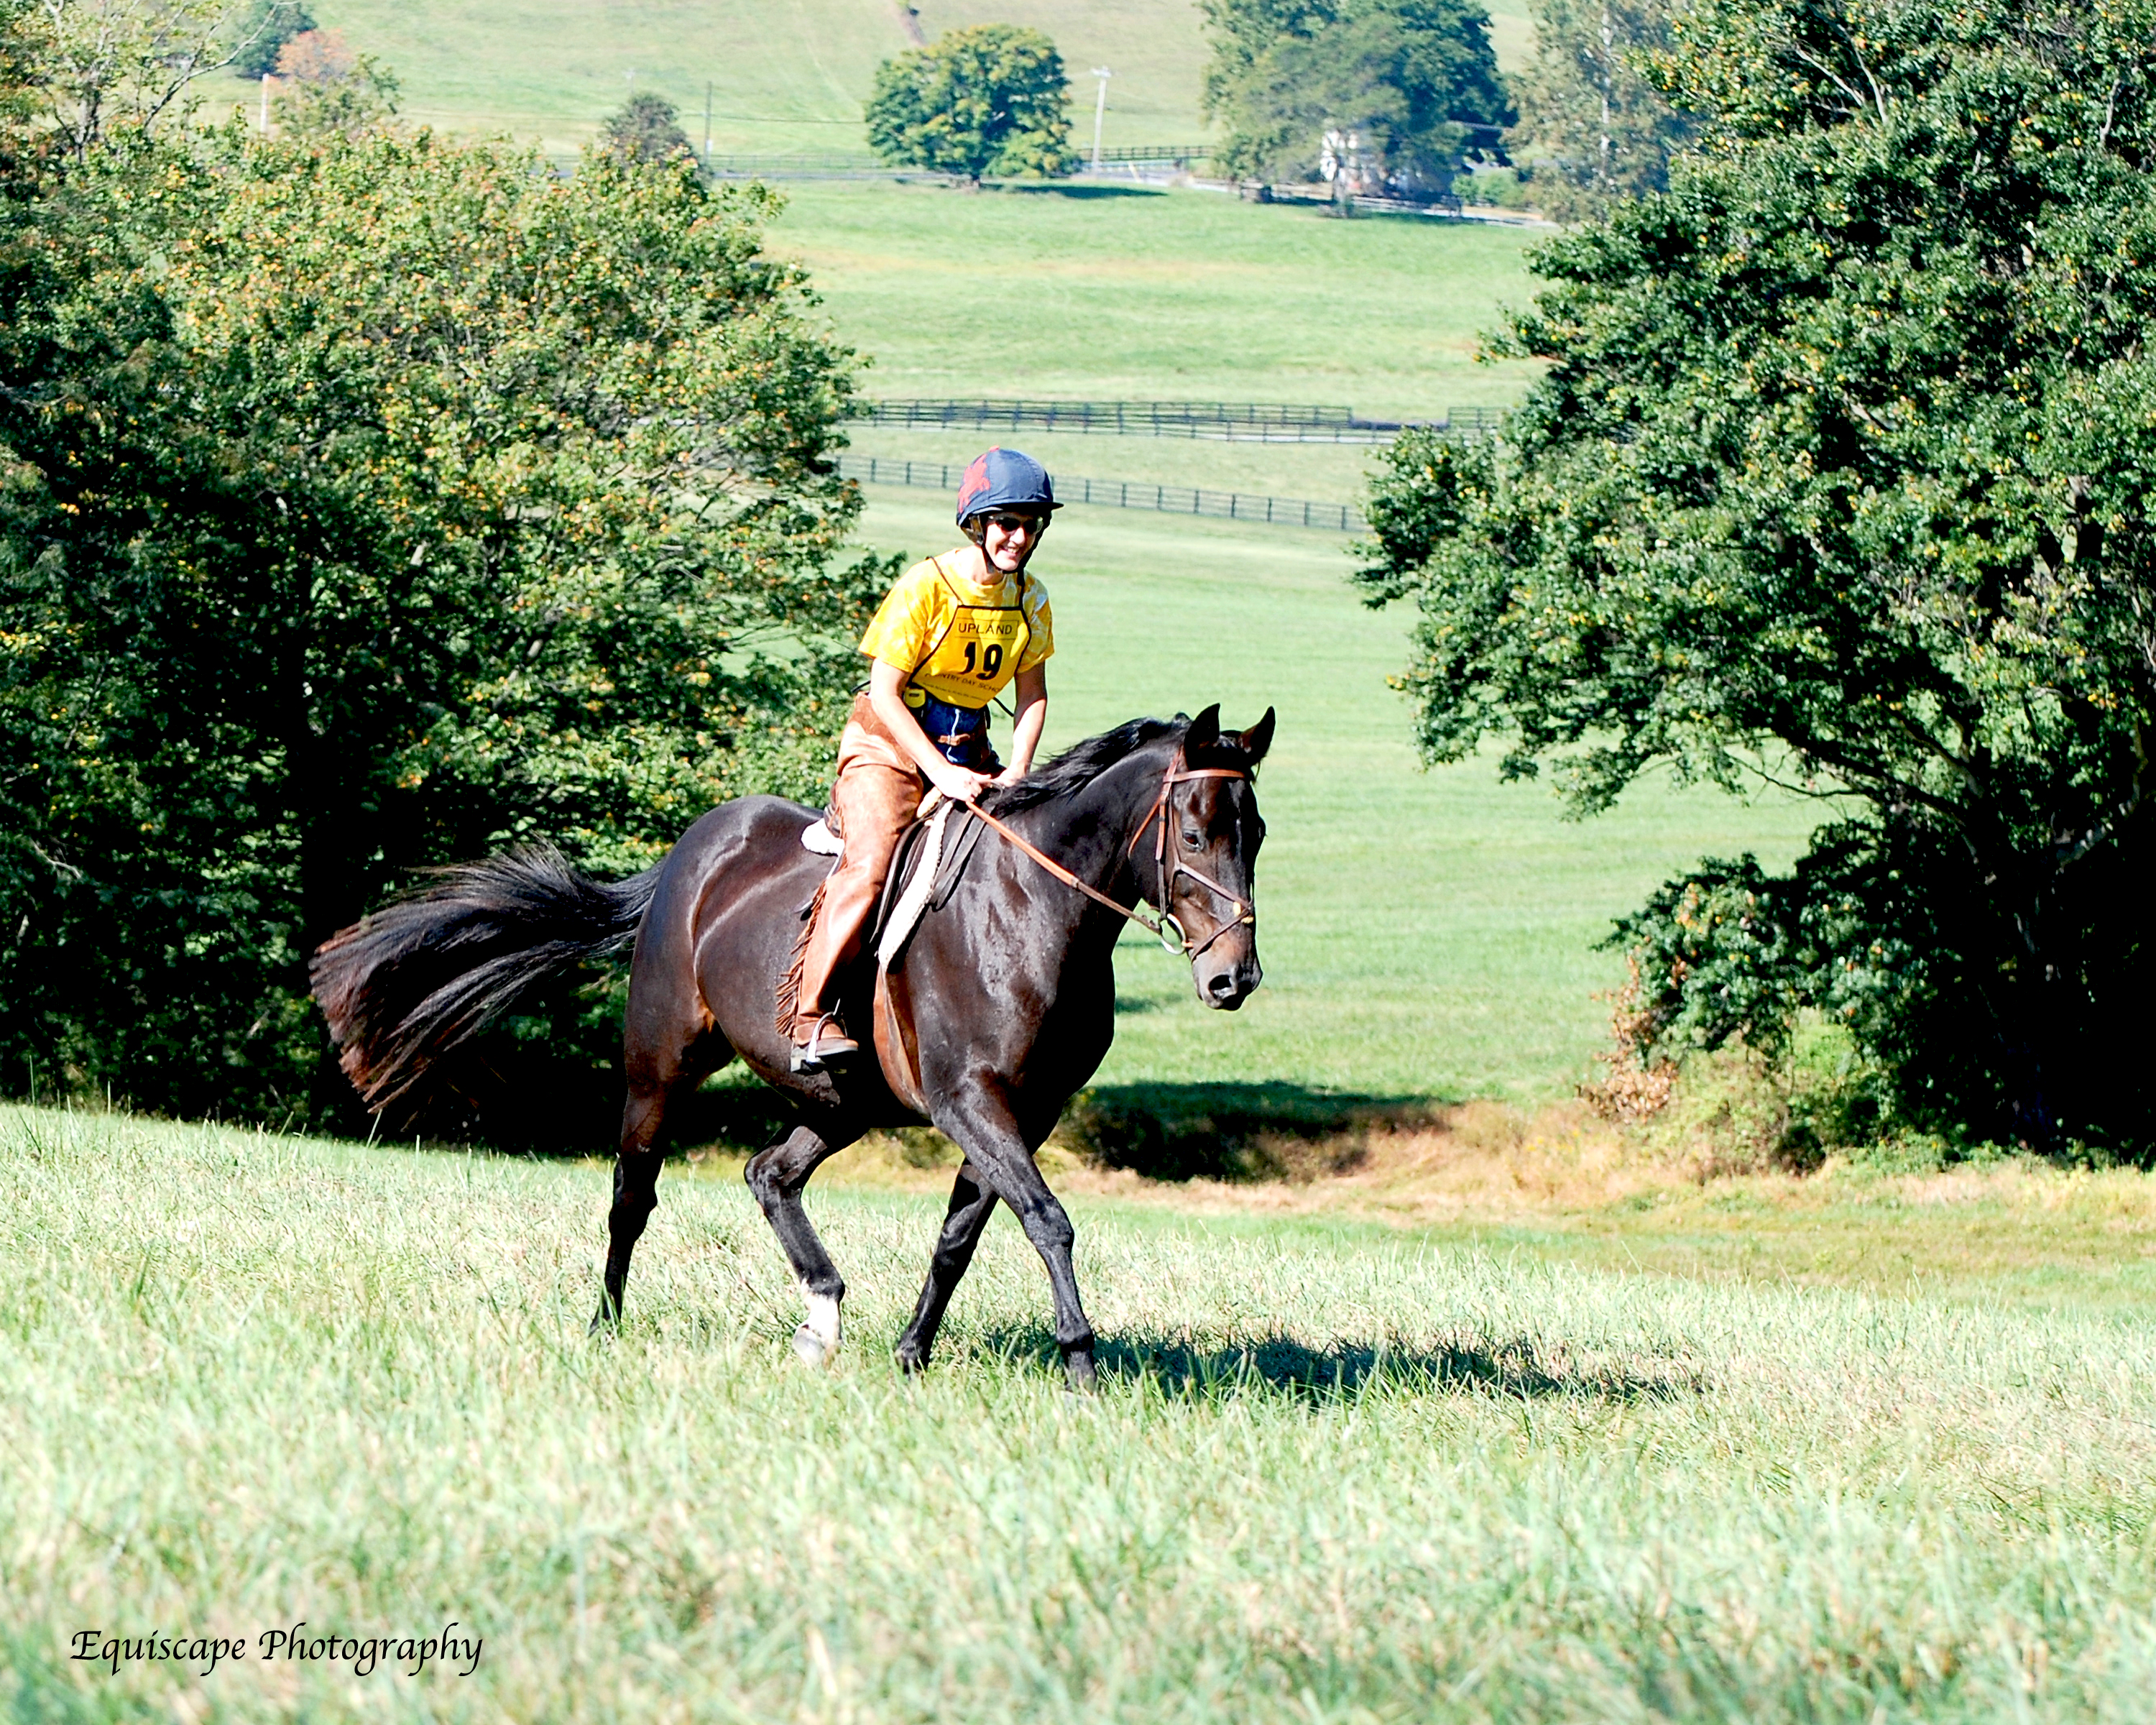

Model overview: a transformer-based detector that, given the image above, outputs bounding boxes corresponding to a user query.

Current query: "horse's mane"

[983,716,1185,814]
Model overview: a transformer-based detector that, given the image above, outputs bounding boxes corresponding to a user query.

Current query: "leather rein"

[957,754,1256,959]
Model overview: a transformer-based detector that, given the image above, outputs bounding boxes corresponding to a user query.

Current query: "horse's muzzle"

[1197,953,1262,1011]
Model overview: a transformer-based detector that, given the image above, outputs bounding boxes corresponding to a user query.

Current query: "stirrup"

[790,1013,860,1075]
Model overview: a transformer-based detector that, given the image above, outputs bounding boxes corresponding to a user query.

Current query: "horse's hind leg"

[592,1084,668,1332]
[746,1121,860,1366]
[593,1005,731,1333]
[895,1162,998,1374]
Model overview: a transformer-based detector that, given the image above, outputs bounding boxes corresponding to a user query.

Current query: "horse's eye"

[1181,829,1202,848]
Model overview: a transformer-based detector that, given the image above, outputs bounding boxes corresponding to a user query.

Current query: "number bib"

[907,579,1032,708]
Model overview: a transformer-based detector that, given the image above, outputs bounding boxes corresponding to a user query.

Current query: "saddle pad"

[799,816,844,855]
[875,800,953,968]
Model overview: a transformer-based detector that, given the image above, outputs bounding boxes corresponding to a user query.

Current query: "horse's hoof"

[1063,1350,1099,1395]
[894,1346,928,1376]
[792,1324,837,1368]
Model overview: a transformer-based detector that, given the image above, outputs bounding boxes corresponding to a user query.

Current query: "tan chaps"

[789,694,925,1038]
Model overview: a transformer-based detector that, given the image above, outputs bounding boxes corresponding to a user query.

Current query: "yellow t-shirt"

[857,551,1054,709]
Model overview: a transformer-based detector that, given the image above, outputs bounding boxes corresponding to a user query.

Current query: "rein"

[957,753,1256,958]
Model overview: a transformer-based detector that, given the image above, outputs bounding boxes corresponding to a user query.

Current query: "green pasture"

[842,490,1822,1105]
[775,180,1547,415]
[302,0,1538,156]
[8,1103,2155,1722]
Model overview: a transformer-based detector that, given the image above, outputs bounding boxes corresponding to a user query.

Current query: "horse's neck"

[1006,745,1168,908]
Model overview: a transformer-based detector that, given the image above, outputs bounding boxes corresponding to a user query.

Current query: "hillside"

[296,0,1537,155]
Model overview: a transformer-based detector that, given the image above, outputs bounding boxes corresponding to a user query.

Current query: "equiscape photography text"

[71,1621,482,1678]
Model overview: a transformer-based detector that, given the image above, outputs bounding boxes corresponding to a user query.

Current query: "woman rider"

[787,447,1060,1072]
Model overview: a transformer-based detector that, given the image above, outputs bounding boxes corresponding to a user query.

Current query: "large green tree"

[0,41,881,1123]
[865,24,1074,185]
[1357,0,2156,1150]
[1201,0,1512,192]
[1509,0,1693,221]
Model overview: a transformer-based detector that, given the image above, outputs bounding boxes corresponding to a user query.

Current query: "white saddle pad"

[800,817,844,855]
[875,800,954,967]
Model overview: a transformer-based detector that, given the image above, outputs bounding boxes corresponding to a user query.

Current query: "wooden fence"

[839,455,1366,532]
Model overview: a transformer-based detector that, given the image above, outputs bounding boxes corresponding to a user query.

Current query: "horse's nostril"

[1207,972,1238,1000]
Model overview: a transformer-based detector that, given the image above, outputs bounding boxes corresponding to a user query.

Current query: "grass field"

[774,180,1547,416]
[302,0,1539,156]
[9,1102,2155,1722]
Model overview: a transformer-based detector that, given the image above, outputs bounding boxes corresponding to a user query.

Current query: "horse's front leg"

[745,1121,857,1366]
[895,1160,999,1374]
[936,1094,1097,1392]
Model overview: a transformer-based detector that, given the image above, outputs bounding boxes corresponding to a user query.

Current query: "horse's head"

[1159,704,1274,1011]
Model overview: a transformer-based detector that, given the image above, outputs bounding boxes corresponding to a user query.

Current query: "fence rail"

[704,153,897,179]
[701,147,1210,180]
[840,455,1365,532]
[861,398,1502,443]
[1090,144,1212,164]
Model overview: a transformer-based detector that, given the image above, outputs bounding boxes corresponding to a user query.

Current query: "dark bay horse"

[310,705,1273,1392]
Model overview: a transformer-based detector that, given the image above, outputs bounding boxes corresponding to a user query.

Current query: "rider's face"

[980,512,1044,571]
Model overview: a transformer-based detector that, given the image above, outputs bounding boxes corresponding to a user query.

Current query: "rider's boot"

[788,753,918,1073]
[790,1011,860,1074]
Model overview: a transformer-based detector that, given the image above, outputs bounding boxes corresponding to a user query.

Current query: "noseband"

[957,750,1257,960]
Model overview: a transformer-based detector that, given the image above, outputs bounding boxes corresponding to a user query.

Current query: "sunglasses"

[982,512,1044,534]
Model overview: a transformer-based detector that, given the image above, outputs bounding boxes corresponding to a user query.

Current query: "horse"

[309,704,1274,1393]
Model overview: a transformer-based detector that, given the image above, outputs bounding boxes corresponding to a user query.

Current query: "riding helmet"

[955,446,1062,526]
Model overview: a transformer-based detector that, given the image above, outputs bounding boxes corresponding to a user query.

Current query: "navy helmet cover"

[954,446,1061,526]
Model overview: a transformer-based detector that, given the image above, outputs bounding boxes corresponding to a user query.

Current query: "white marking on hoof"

[791,1289,842,1366]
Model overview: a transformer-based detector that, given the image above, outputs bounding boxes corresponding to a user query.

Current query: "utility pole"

[259,71,270,133]
[1089,67,1110,171]
[704,80,713,167]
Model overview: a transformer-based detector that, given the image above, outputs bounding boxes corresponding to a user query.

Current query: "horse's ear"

[1185,704,1221,755]
[1238,707,1276,765]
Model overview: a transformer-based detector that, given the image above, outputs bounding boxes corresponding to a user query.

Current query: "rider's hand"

[929,762,990,803]
[991,764,1029,787]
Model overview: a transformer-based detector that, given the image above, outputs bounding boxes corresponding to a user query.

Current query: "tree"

[230,0,314,81]
[1508,0,1692,221]
[865,24,1073,185]
[1201,0,1511,193]
[1355,0,2156,1151]
[26,0,244,159]
[0,96,885,1126]
[272,28,398,140]
[600,91,691,165]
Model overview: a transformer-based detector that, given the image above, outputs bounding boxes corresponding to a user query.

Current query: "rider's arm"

[867,658,990,801]
[995,665,1048,785]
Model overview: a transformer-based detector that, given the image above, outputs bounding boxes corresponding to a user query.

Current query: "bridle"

[1126,755,1258,958]
[958,751,1257,960]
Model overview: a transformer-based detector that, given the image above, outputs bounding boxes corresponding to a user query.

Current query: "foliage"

[0,37,884,1124]
[1356,0,2156,1151]
[1508,0,1694,221]
[599,91,692,165]
[229,0,313,81]
[20,0,239,159]
[865,24,1074,184]
[1199,0,1512,192]
[272,29,398,140]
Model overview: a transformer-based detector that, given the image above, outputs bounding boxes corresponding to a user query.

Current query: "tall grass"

[7,1104,2154,1721]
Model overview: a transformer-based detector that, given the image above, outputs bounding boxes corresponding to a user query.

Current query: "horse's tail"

[310,845,661,1113]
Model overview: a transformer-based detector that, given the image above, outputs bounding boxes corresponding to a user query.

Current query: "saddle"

[793,794,989,1112]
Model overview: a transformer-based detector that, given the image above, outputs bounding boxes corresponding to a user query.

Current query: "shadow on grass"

[975,1322,1704,1407]
[998,182,1168,200]
[1059,1080,1451,1182]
